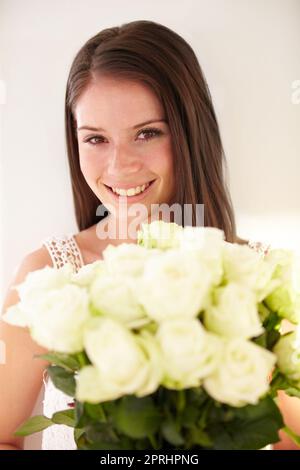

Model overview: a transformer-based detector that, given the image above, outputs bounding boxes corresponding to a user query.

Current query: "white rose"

[12,263,74,318]
[265,249,298,285]
[179,226,224,286]
[222,243,279,302]
[83,317,162,400]
[76,365,122,403]
[2,265,88,353]
[203,338,276,406]
[156,318,222,389]
[90,273,147,328]
[71,260,105,287]
[136,249,213,322]
[2,303,29,327]
[264,250,300,323]
[137,220,183,249]
[265,287,300,324]
[273,330,300,382]
[102,243,151,278]
[203,283,263,339]
[29,284,90,353]
[132,329,164,397]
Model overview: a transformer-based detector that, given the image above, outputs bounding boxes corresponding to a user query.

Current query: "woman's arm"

[273,319,300,449]
[0,444,21,450]
[273,391,300,450]
[0,247,53,450]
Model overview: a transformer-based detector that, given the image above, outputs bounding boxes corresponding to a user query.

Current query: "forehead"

[74,76,164,129]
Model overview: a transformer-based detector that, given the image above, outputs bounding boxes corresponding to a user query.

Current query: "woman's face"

[75,76,175,222]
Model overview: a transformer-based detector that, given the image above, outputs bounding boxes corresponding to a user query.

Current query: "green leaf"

[266,330,281,350]
[270,370,300,398]
[252,332,267,348]
[283,385,300,399]
[135,438,153,450]
[258,302,271,322]
[76,433,89,449]
[51,409,75,427]
[47,365,76,396]
[36,352,81,371]
[84,403,107,422]
[161,419,185,446]
[254,329,281,350]
[74,427,85,444]
[14,415,53,436]
[208,396,284,450]
[180,405,199,429]
[75,351,91,368]
[75,401,86,428]
[74,401,107,428]
[187,387,209,407]
[113,395,161,439]
[188,426,213,448]
[197,399,214,429]
[85,422,120,444]
[263,311,281,332]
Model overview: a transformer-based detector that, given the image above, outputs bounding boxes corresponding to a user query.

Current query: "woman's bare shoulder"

[22,245,54,269]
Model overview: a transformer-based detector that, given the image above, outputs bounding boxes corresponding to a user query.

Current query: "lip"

[103,179,157,202]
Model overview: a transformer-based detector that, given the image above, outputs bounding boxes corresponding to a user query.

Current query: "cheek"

[147,142,174,177]
[79,152,106,181]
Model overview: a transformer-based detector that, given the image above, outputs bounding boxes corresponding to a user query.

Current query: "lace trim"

[42,234,84,273]
[247,239,271,257]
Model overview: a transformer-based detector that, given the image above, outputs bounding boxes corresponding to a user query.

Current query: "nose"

[106,143,143,176]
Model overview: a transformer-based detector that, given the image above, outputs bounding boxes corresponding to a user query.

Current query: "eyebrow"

[77,119,168,132]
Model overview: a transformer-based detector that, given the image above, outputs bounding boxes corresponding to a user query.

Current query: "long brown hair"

[65,19,246,244]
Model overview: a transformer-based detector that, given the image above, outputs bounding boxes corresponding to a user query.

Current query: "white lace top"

[40,233,271,450]
[41,233,84,450]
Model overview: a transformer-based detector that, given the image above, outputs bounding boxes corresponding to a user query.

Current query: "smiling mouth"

[104,179,156,197]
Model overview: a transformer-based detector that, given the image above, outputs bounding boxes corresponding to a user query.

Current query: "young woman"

[0,20,299,450]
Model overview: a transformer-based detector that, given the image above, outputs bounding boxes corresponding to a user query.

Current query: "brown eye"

[84,136,105,145]
[137,127,163,141]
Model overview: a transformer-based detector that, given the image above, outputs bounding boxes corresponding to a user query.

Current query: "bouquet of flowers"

[3,221,300,450]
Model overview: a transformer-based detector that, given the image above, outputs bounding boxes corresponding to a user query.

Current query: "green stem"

[148,433,159,449]
[176,389,186,413]
[76,351,88,368]
[282,426,300,447]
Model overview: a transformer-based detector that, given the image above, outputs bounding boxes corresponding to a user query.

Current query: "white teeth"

[111,182,150,196]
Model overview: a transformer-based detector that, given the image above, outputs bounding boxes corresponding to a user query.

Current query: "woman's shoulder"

[15,245,54,276]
